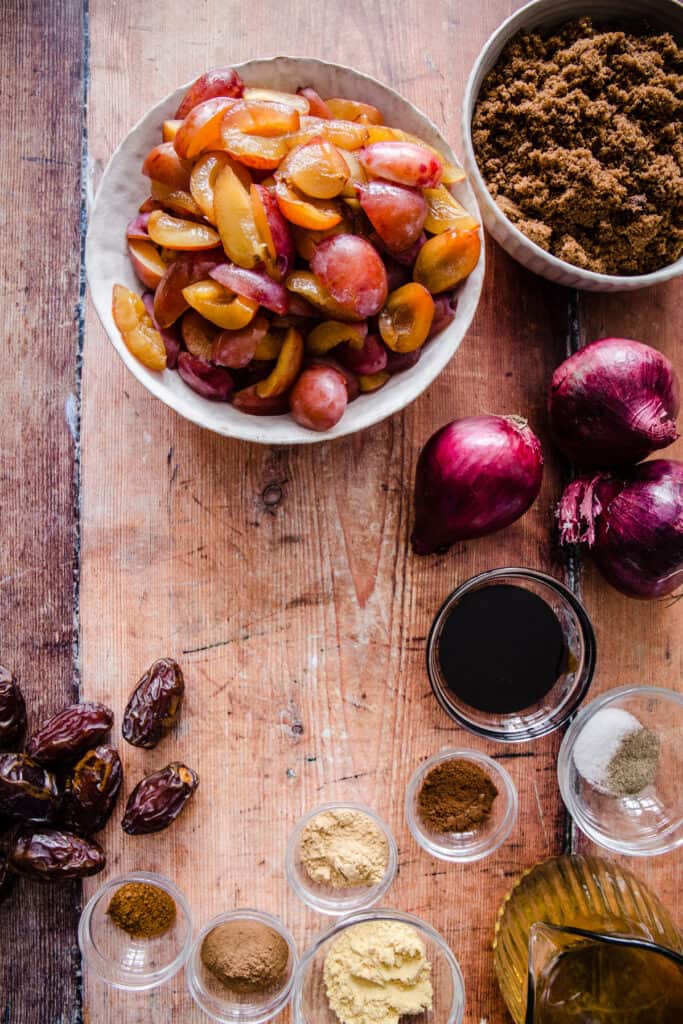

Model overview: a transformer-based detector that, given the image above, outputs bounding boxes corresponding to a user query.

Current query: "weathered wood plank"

[0,1,84,1021]
[81,3,573,1022]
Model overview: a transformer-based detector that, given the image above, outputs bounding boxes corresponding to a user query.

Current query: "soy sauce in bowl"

[426,568,596,742]
[438,584,568,714]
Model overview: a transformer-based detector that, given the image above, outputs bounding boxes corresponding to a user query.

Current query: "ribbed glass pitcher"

[493,855,683,1024]
[526,921,683,1022]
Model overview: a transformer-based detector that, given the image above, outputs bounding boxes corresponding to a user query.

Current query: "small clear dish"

[186,909,297,1023]
[285,802,398,916]
[292,907,466,1024]
[558,685,683,856]
[78,870,192,991]
[426,567,596,742]
[405,749,518,862]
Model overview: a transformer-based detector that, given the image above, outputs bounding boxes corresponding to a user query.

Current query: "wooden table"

[2,1,680,1021]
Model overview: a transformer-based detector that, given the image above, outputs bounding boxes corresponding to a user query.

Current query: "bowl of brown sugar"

[405,749,518,862]
[462,0,683,290]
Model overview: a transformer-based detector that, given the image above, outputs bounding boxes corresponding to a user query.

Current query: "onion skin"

[411,414,544,555]
[558,459,683,599]
[548,338,680,469]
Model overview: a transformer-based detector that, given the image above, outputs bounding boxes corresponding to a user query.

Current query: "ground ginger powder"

[299,808,389,889]
[323,920,433,1024]
[472,18,683,275]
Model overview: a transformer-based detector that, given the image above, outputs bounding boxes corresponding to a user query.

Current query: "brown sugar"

[472,18,683,275]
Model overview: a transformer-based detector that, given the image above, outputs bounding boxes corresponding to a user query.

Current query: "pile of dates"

[114,67,481,431]
[0,659,198,899]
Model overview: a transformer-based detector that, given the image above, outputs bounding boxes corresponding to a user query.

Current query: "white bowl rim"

[461,0,683,289]
[291,905,466,1024]
[87,54,485,445]
[557,684,683,856]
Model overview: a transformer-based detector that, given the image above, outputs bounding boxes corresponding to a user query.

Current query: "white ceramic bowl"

[462,0,683,291]
[87,56,485,444]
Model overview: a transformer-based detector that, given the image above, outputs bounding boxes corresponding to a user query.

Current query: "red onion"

[557,459,683,598]
[548,337,679,468]
[411,414,544,555]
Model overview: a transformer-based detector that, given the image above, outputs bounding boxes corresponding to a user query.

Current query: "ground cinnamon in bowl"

[418,757,498,833]
[200,918,290,994]
[472,17,683,275]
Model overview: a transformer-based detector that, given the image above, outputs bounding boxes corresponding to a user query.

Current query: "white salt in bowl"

[285,801,397,916]
[87,56,485,444]
[462,0,683,291]
[291,908,465,1024]
[558,685,683,856]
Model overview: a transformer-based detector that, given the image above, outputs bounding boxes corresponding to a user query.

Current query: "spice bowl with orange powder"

[405,749,518,863]
[78,870,193,991]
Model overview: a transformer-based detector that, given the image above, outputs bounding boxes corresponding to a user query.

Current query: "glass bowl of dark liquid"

[426,568,596,742]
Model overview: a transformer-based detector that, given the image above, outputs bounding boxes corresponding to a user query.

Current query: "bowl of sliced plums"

[87,57,484,442]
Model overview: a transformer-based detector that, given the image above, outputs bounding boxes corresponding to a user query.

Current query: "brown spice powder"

[201,919,289,994]
[107,881,176,939]
[418,758,498,833]
[472,18,683,275]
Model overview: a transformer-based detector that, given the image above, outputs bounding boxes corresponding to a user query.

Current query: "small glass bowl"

[292,907,466,1023]
[426,567,596,742]
[78,870,192,991]
[558,685,683,856]
[285,802,398,916]
[405,749,518,862]
[186,909,297,1023]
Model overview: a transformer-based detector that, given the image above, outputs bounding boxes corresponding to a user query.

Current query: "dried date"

[122,658,185,749]
[60,744,123,835]
[121,762,199,835]
[0,667,26,751]
[8,827,105,879]
[26,702,114,767]
[0,753,60,823]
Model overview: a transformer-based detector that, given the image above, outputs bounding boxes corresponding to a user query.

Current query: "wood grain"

[81,3,578,1022]
[2,0,678,1022]
[0,2,84,1021]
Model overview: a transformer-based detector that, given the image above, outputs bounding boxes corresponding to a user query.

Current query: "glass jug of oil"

[526,922,683,1022]
[494,855,683,1024]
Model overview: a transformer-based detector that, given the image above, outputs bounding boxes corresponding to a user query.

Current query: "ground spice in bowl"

[323,920,433,1024]
[573,707,660,796]
[106,880,176,939]
[200,919,290,994]
[472,17,683,275]
[299,808,389,890]
[418,757,498,832]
